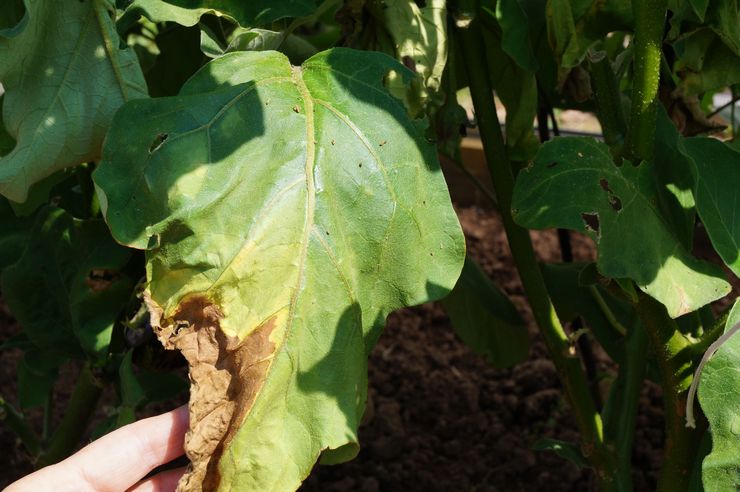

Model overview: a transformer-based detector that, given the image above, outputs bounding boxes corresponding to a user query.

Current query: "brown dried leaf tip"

[146,294,277,492]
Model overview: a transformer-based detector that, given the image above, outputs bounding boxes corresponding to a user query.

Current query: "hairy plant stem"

[0,396,41,456]
[634,292,702,492]
[36,363,103,468]
[454,18,620,489]
[625,0,667,162]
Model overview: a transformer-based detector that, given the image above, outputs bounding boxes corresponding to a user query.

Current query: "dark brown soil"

[0,205,670,491]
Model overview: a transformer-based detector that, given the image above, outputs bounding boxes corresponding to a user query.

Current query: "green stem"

[634,292,702,492]
[625,0,667,162]
[589,286,627,336]
[42,389,53,441]
[588,49,627,154]
[0,396,41,456]
[602,323,648,488]
[454,17,620,489]
[36,363,103,468]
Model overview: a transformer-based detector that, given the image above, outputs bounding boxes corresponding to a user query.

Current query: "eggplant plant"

[0,0,738,491]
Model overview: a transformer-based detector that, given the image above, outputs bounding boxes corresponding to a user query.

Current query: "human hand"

[6,405,189,492]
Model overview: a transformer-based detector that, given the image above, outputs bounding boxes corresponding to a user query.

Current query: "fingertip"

[126,467,187,492]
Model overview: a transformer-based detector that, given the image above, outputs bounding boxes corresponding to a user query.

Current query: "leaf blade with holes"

[511,137,730,318]
[0,0,147,203]
[93,48,465,491]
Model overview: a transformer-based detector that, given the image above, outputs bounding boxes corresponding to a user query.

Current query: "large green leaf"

[1,207,133,358]
[698,298,740,490]
[121,0,321,27]
[682,138,740,278]
[441,255,529,368]
[93,48,464,490]
[511,137,730,318]
[0,0,147,203]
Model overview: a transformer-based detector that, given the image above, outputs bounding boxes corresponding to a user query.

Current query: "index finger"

[7,405,190,492]
[73,404,190,490]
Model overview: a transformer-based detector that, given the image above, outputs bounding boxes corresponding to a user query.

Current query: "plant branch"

[634,292,702,492]
[625,0,667,162]
[0,396,41,456]
[454,15,620,489]
[602,322,648,486]
[36,363,103,468]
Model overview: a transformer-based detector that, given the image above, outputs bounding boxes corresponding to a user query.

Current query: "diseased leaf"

[0,0,147,202]
[682,137,740,278]
[698,298,740,490]
[512,137,730,318]
[94,48,465,491]
[441,255,529,368]
[121,0,321,27]
[1,207,133,358]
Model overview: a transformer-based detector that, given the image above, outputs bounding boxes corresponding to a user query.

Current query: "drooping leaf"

[680,137,740,278]
[338,0,448,117]
[121,0,321,27]
[94,48,465,490]
[511,137,730,318]
[0,0,147,203]
[488,0,539,72]
[698,298,740,490]
[1,207,133,358]
[441,255,529,368]
[17,349,63,409]
[366,0,448,112]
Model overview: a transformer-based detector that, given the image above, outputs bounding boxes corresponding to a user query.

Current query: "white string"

[685,321,740,428]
